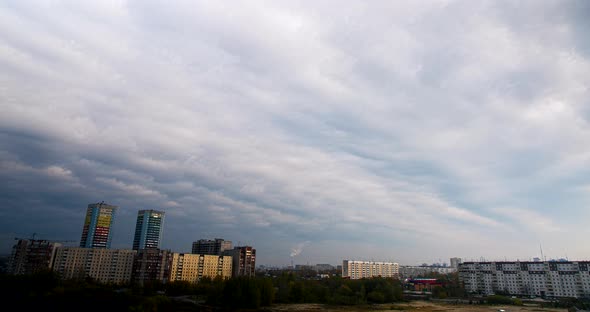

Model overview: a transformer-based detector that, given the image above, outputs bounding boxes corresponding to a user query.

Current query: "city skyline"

[1,1,589,266]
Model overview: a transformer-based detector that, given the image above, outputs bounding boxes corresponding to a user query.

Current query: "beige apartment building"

[342,260,400,279]
[52,247,136,284]
[169,253,232,283]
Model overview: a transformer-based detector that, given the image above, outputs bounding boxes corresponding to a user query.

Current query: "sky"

[1,0,589,267]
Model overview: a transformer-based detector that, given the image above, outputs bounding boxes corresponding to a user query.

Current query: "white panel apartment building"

[52,247,136,284]
[459,261,590,298]
[342,260,399,279]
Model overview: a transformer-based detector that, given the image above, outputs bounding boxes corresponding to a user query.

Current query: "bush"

[367,291,385,303]
[486,295,513,305]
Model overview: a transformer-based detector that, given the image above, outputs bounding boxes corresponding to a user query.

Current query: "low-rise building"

[406,278,443,291]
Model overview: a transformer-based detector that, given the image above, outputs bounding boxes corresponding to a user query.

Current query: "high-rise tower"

[133,209,165,250]
[80,202,117,248]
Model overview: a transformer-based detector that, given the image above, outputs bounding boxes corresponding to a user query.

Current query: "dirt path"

[384,300,568,312]
[266,301,569,312]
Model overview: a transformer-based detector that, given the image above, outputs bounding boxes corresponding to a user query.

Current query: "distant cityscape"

[7,201,256,285]
[4,201,590,299]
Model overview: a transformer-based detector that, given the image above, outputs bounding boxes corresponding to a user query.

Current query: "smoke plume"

[290,241,310,257]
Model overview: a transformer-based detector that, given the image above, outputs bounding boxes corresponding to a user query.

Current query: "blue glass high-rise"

[133,209,165,250]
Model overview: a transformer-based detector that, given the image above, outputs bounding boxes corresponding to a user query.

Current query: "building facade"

[132,249,173,285]
[52,247,136,284]
[459,261,590,298]
[133,210,165,250]
[169,253,232,282]
[191,238,232,255]
[80,202,117,249]
[406,278,443,291]
[8,239,61,275]
[398,265,456,279]
[223,246,256,277]
[342,260,399,279]
[450,257,462,269]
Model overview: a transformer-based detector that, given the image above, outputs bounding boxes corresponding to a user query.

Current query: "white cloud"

[493,207,562,234]
[95,177,163,198]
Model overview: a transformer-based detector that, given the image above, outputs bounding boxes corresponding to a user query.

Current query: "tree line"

[5,269,586,311]
[0,270,404,311]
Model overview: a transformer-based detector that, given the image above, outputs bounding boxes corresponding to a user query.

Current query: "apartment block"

[399,265,456,279]
[52,247,136,284]
[459,261,590,298]
[132,249,173,285]
[169,253,232,283]
[223,246,256,277]
[8,239,61,275]
[342,260,399,279]
[191,238,232,255]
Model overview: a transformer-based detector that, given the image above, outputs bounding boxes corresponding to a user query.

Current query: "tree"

[259,278,275,306]
[432,286,447,299]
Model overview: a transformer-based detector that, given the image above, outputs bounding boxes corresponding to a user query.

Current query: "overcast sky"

[1,0,589,267]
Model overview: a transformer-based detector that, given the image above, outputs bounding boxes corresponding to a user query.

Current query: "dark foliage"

[1,270,409,310]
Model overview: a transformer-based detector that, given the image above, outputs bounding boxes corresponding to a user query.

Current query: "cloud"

[492,207,562,233]
[0,0,589,264]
